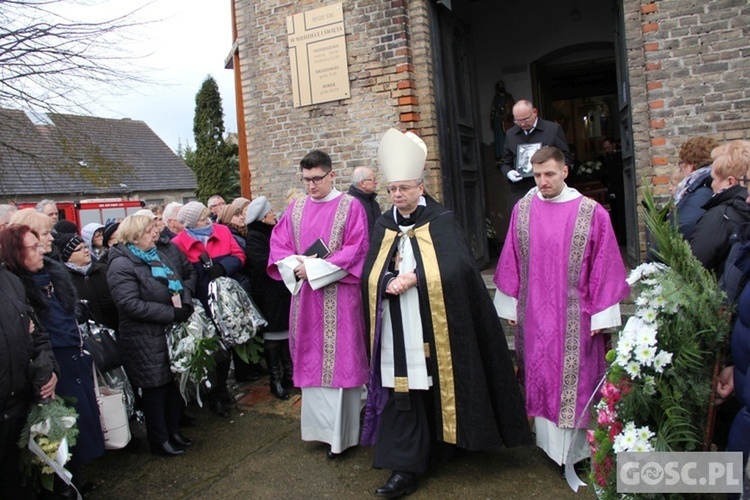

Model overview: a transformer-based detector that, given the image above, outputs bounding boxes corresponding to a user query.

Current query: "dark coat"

[361,198,532,451]
[66,261,119,330]
[673,166,714,241]
[727,245,750,457]
[500,118,572,197]
[156,232,198,298]
[347,185,382,232]
[689,185,750,275]
[107,243,192,389]
[0,266,57,420]
[16,257,104,465]
[245,221,291,332]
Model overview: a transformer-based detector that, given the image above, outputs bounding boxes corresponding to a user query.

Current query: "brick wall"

[622,0,750,255]
[624,0,750,197]
[234,0,439,211]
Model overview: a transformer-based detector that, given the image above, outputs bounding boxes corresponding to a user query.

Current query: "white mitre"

[378,128,427,183]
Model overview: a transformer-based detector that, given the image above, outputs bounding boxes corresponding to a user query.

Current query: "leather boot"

[280,340,294,389]
[265,340,290,400]
[53,475,78,499]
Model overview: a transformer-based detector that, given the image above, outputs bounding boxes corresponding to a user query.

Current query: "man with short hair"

[362,129,531,497]
[0,204,18,232]
[347,166,381,232]
[494,146,629,474]
[500,100,571,204]
[268,149,370,459]
[207,195,226,222]
[36,199,59,223]
[162,202,184,239]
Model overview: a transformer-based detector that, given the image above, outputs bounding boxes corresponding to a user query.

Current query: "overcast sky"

[84,1,238,152]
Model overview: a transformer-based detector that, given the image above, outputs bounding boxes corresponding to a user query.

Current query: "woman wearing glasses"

[0,224,104,493]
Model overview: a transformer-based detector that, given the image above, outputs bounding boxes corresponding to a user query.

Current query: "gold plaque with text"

[287,3,350,107]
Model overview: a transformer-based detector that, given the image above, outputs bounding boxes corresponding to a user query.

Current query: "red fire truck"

[17,199,145,230]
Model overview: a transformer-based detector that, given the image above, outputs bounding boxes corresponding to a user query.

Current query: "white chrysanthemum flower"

[652,295,667,310]
[635,296,650,307]
[653,350,673,373]
[625,360,641,378]
[613,428,638,453]
[643,375,657,395]
[636,345,657,366]
[639,308,658,324]
[617,337,635,358]
[615,352,631,368]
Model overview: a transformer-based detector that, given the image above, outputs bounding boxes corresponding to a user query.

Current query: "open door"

[615,0,639,266]
[430,3,489,265]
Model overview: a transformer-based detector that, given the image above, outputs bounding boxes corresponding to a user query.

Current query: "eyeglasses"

[208,201,226,209]
[386,182,422,194]
[363,177,376,182]
[73,244,88,253]
[25,243,45,253]
[513,113,534,124]
[301,171,331,185]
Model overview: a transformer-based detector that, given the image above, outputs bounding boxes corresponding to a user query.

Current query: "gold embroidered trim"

[367,230,398,353]
[558,197,595,428]
[394,377,409,393]
[515,195,533,370]
[415,223,456,444]
[424,343,430,359]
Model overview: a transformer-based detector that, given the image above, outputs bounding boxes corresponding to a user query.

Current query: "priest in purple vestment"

[493,146,630,470]
[267,149,370,458]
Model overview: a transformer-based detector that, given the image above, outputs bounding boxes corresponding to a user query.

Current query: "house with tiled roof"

[0,108,196,205]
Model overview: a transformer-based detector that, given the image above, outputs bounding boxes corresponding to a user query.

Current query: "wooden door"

[431,3,489,265]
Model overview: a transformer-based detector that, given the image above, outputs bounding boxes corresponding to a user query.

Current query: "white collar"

[523,117,539,135]
[391,196,427,223]
[527,184,582,203]
[309,188,341,203]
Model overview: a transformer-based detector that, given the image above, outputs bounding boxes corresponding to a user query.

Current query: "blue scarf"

[126,244,183,295]
[185,223,214,245]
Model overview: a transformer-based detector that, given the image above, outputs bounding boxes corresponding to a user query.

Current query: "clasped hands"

[294,255,315,281]
[387,272,417,296]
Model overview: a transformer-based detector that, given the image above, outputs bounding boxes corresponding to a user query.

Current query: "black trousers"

[373,390,431,474]
[1,412,33,499]
[140,382,183,444]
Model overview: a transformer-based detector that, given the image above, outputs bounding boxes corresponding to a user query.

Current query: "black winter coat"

[0,266,57,420]
[673,167,714,241]
[107,243,193,389]
[66,261,119,330]
[347,185,382,233]
[245,221,291,332]
[690,185,750,275]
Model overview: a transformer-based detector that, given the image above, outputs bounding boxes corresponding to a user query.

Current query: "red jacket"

[172,224,246,269]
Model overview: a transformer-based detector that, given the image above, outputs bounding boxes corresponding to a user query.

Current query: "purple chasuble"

[268,193,369,388]
[494,194,629,428]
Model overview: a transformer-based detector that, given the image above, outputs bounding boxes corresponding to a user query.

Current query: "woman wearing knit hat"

[1,225,105,491]
[245,197,293,400]
[172,201,247,417]
[55,233,119,331]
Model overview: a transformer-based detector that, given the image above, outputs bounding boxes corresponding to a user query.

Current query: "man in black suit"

[500,100,571,204]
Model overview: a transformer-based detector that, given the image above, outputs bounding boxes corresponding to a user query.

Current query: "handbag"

[93,367,131,450]
[79,319,122,372]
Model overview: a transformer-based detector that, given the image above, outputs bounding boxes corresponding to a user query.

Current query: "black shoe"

[150,440,185,456]
[326,447,339,460]
[209,400,230,418]
[375,471,417,498]
[180,412,197,428]
[170,432,193,447]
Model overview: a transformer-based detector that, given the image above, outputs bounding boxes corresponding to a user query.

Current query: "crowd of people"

[2,129,750,499]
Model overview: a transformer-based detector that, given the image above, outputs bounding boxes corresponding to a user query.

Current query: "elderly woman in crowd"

[671,136,721,240]
[107,214,194,456]
[82,222,106,262]
[245,196,293,400]
[0,231,57,499]
[0,224,104,492]
[172,201,246,417]
[10,208,55,257]
[55,232,119,330]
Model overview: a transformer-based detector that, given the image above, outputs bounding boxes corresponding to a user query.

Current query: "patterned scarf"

[126,244,183,295]
[64,261,92,275]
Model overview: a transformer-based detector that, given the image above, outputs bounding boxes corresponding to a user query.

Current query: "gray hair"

[0,204,18,222]
[35,199,56,212]
[162,202,183,222]
[351,167,373,186]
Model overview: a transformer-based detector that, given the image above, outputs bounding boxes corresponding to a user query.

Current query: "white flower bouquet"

[208,277,266,364]
[167,299,220,405]
[18,399,79,493]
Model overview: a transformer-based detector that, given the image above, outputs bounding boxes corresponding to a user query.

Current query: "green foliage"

[190,75,239,203]
[233,336,264,365]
